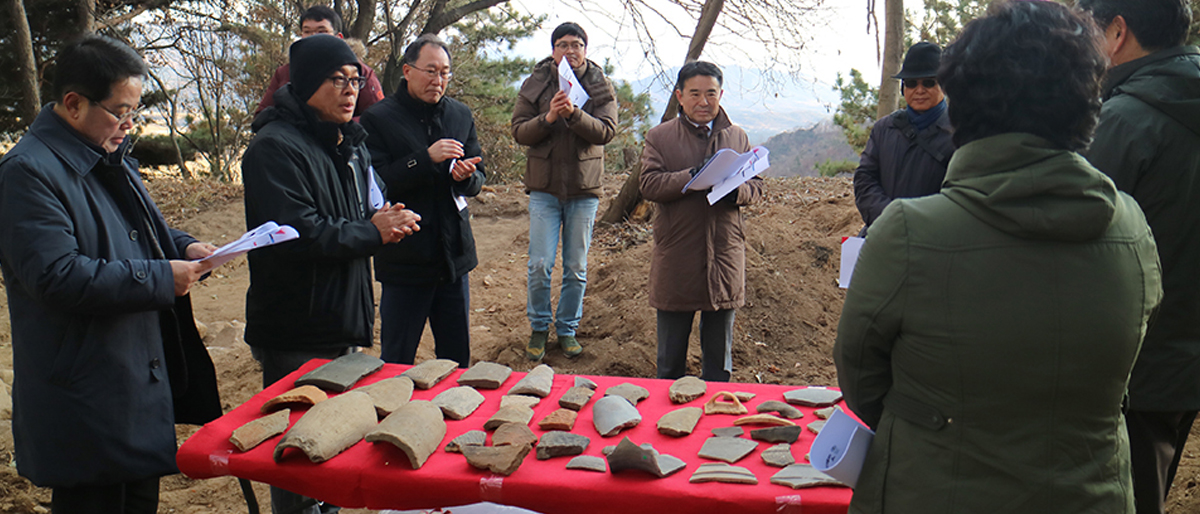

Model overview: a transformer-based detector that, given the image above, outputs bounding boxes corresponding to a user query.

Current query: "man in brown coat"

[512,22,617,361]
[639,61,763,382]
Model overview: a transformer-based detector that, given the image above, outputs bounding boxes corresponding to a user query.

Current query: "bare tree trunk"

[77,0,95,33]
[7,0,39,125]
[422,0,508,35]
[876,0,903,119]
[659,0,725,123]
[381,0,425,95]
[146,69,191,179]
[349,0,376,41]
[599,147,644,225]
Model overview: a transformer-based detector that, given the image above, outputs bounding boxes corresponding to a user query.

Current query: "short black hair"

[551,22,588,47]
[938,1,1106,151]
[53,34,147,102]
[402,33,451,66]
[1077,0,1192,50]
[301,5,342,34]
[674,61,723,92]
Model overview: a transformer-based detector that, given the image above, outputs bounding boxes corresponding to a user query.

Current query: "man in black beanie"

[241,33,420,514]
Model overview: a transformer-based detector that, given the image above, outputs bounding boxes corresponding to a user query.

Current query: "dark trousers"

[52,476,158,514]
[251,345,351,514]
[379,276,471,367]
[656,309,734,382]
[1127,409,1198,514]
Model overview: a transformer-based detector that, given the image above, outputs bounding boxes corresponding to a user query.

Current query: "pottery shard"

[432,386,486,420]
[355,377,414,417]
[536,431,590,460]
[231,409,291,452]
[606,437,686,478]
[734,414,797,427]
[365,400,446,469]
[689,462,759,485]
[500,394,541,409]
[756,400,804,419]
[574,376,598,390]
[538,408,578,431]
[462,443,532,476]
[668,376,707,404]
[806,419,827,434]
[558,386,596,411]
[261,385,328,414]
[605,383,650,406]
[457,361,512,389]
[566,455,607,472]
[750,425,803,444]
[506,364,554,398]
[601,442,654,456]
[704,391,748,415]
[294,353,384,393]
[733,392,757,402]
[711,426,745,438]
[484,405,535,430]
[445,430,486,453]
[698,435,758,464]
[770,464,847,489]
[761,443,796,467]
[783,386,844,407]
[592,395,642,437]
[274,391,377,464]
[657,407,703,437]
[814,406,839,419]
[400,359,460,390]
[493,422,538,448]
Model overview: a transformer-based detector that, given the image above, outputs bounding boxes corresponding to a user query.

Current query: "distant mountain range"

[759,120,860,178]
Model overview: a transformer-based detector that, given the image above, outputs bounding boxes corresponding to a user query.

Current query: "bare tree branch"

[422,0,508,35]
[95,0,171,31]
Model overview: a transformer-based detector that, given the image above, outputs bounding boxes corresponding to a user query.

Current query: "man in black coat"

[361,34,485,367]
[0,35,220,513]
[241,34,419,514]
[854,42,955,235]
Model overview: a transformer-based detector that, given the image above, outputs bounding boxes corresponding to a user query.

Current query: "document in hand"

[810,408,875,488]
[367,165,385,210]
[681,146,771,205]
[838,236,865,289]
[447,159,468,212]
[557,57,590,107]
[199,221,299,268]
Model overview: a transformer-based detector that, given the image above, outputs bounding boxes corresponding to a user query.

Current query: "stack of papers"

[682,146,771,205]
[558,58,590,107]
[199,221,299,268]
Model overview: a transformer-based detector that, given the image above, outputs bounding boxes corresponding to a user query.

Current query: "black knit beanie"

[289,34,361,102]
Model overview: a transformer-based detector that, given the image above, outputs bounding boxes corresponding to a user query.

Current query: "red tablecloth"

[177,361,854,514]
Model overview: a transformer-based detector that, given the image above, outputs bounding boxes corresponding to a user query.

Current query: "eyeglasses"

[327,75,367,90]
[410,66,452,81]
[902,78,938,89]
[554,42,585,51]
[90,99,143,125]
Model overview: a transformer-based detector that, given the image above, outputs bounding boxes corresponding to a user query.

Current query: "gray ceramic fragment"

[445,430,486,453]
[457,361,512,389]
[400,359,459,390]
[770,464,847,489]
[783,386,844,407]
[689,462,758,484]
[462,443,532,476]
[756,400,804,419]
[668,376,707,404]
[606,437,686,478]
[558,386,596,411]
[484,405,535,430]
[806,419,827,434]
[601,442,653,456]
[733,392,756,402]
[230,408,290,452]
[592,395,642,437]
[566,455,607,472]
[365,400,446,469]
[750,425,803,444]
[355,376,414,417]
[657,407,703,437]
[605,383,650,405]
[432,386,485,420]
[761,443,795,467]
[275,391,377,463]
[507,364,554,398]
[500,395,541,409]
[536,431,590,460]
[698,436,758,463]
[711,427,744,438]
[814,406,840,419]
[493,422,538,448]
[574,376,598,390]
[294,353,384,393]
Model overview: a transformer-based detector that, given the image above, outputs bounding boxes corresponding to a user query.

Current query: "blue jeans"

[527,192,599,336]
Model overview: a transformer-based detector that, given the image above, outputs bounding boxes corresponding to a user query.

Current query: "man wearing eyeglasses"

[854,42,955,236]
[360,34,485,368]
[242,34,420,514]
[0,35,221,513]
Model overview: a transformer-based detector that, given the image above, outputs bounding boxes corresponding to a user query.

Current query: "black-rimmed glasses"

[328,76,368,90]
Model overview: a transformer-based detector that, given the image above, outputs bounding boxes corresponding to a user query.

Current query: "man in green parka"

[1080,1,1200,512]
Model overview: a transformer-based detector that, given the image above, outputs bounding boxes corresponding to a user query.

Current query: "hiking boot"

[526,330,549,361]
[559,335,583,358]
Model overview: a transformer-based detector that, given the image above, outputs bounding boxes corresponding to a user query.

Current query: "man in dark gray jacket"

[1080,1,1200,512]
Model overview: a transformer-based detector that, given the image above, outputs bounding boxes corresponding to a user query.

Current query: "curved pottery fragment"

[274,391,376,463]
[606,437,685,478]
[261,385,328,414]
[365,400,446,469]
[295,353,384,393]
[400,359,459,390]
[231,408,290,452]
[605,383,650,406]
[668,376,707,404]
[657,407,703,437]
[733,414,796,427]
[755,400,804,419]
[457,361,512,389]
[354,376,414,417]
[704,391,748,415]
[592,395,642,437]
[506,364,554,398]
[783,386,843,407]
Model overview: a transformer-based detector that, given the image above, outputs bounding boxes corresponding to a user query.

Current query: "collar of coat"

[523,57,615,106]
[678,107,735,138]
[252,84,367,151]
[22,104,131,177]
[1103,46,1200,99]
[395,78,447,116]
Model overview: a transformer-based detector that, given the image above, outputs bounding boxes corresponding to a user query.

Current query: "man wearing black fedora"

[853,41,956,236]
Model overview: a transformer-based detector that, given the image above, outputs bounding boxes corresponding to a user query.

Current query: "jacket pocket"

[524,144,552,189]
[578,145,604,190]
[883,390,948,430]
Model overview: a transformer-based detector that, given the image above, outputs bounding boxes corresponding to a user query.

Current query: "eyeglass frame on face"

[327,75,367,91]
[902,78,938,90]
[554,41,585,51]
[88,98,143,125]
[407,65,452,82]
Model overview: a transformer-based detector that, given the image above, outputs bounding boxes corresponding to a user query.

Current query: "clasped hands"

[428,139,482,181]
[544,90,576,124]
[372,202,422,244]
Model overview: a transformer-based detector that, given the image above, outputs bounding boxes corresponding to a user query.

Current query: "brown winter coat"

[512,57,617,200]
[639,109,763,312]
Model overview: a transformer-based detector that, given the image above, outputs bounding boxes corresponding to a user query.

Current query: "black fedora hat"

[893,42,942,79]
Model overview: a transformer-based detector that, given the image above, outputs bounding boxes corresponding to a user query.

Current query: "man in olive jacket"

[511,22,617,360]
[1080,1,1200,512]
[639,62,762,382]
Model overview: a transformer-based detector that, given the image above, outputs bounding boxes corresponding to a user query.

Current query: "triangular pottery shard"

[813,406,840,419]
[606,437,686,478]
[462,442,532,476]
[261,385,328,414]
[592,395,642,437]
[657,407,703,437]
[274,391,377,464]
[689,462,759,484]
[697,436,758,464]
[365,400,446,469]
[432,386,486,420]
[756,400,804,419]
[806,419,827,434]
[558,386,596,411]
[538,408,578,431]
[231,408,291,452]
[354,376,414,418]
[770,464,848,489]
[400,359,460,390]
[605,383,650,406]
[704,391,748,415]
[574,376,598,390]
[783,386,844,407]
[761,443,796,467]
[457,361,512,389]
[668,376,707,404]
[445,430,486,453]
[294,353,384,393]
[506,364,554,398]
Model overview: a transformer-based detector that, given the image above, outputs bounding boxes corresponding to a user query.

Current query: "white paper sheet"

[199,221,299,268]
[810,408,875,488]
[706,147,770,204]
[367,165,385,210]
[558,57,590,107]
[681,146,771,205]
[448,158,468,212]
[839,236,865,289]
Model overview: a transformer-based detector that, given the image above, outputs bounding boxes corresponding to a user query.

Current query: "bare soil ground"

[1,174,1198,513]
